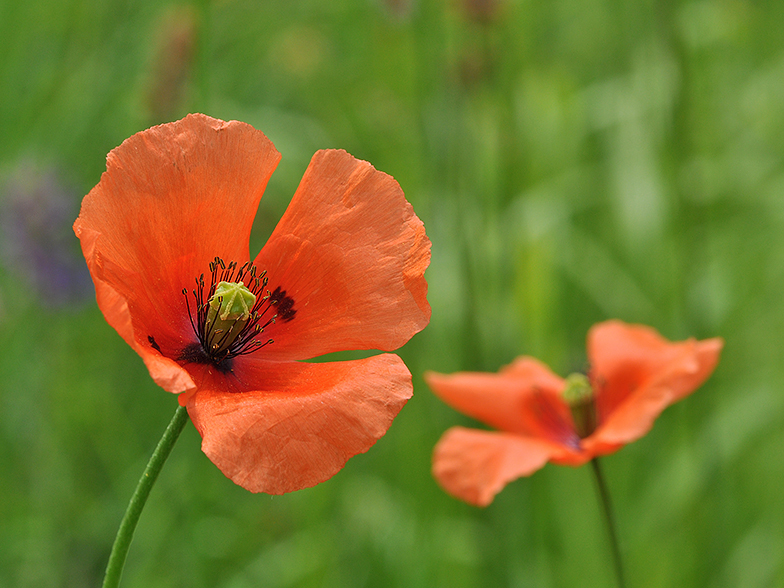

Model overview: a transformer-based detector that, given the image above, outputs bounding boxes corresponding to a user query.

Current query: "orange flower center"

[179,256,296,370]
[561,373,597,438]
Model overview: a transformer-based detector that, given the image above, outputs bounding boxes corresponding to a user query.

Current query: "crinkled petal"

[432,427,557,506]
[425,358,576,447]
[184,354,412,494]
[588,333,723,449]
[77,224,196,393]
[74,114,281,373]
[253,149,431,360]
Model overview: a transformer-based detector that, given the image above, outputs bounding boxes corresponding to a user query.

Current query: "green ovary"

[562,373,597,439]
[205,281,256,353]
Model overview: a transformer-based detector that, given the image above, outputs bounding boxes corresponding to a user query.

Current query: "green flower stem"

[590,458,626,588]
[103,405,189,588]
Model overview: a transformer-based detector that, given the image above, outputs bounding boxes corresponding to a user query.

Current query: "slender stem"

[103,405,189,588]
[590,458,626,588]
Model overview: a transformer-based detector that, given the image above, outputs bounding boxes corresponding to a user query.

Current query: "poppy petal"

[425,359,575,446]
[77,224,196,393]
[183,354,412,494]
[587,321,723,449]
[432,427,556,506]
[252,149,431,361]
[74,114,281,371]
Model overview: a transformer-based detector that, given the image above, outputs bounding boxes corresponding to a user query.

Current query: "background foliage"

[1,0,782,586]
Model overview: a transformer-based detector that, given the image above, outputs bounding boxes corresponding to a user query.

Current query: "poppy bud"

[206,281,256,353]
[562,373,597,439]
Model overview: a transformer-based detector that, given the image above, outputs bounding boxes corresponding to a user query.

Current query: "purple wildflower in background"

[1,162,93,308]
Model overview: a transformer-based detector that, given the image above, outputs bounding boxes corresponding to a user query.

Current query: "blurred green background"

[1,0,782,586]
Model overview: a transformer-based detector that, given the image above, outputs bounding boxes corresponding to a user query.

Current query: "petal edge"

[254,149,431,360]
[432,427,555,506]
[185,354,412,494]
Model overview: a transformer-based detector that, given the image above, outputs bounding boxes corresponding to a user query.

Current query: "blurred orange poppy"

[426,320,722,506]
[74,114,431,494]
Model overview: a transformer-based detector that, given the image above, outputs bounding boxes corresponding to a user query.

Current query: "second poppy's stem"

[102,405,189,588]
[590,458,626,588]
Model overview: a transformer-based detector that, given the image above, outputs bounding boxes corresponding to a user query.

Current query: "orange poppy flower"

[74,114,430,494]
[426,320,722,506]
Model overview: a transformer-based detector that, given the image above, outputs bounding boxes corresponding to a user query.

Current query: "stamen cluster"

[181,256,296,369]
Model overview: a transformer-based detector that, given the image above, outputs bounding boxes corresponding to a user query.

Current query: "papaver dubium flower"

[74,114,430,494]
[426,320,722,506]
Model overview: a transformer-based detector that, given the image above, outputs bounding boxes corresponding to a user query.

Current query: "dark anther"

[270,286,297,322]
